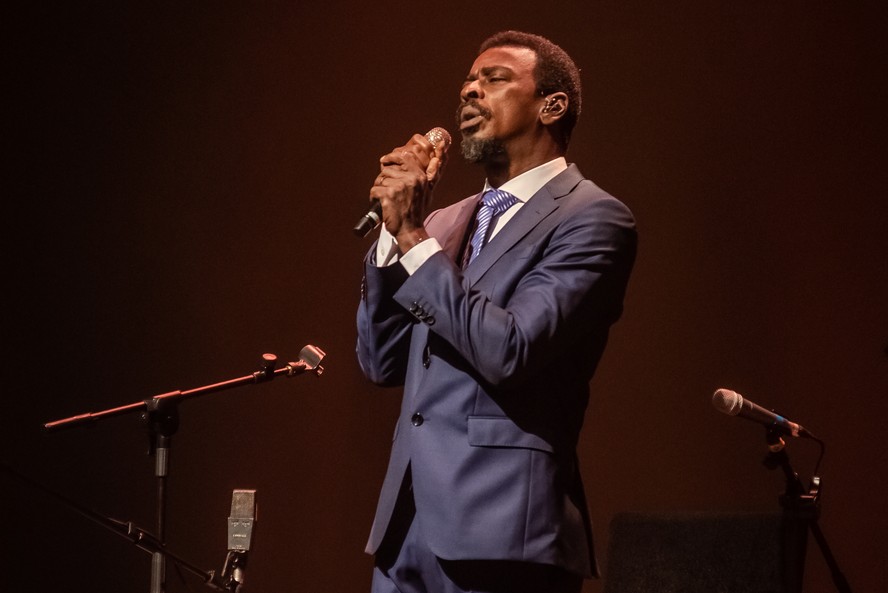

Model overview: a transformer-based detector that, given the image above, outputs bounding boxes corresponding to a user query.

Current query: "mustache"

[455,100,492,124]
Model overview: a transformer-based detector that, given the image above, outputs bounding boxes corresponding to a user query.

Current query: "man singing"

[356,30,637,593]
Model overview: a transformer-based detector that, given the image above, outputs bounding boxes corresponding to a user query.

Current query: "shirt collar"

[482,157,568,203]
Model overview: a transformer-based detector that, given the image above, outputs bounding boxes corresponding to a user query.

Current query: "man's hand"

[369,133,448,251]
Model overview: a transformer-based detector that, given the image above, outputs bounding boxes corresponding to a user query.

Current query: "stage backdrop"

[5,2,886,592]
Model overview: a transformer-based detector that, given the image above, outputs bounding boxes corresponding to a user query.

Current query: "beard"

[460,135,506,164]
[456,100,504,164]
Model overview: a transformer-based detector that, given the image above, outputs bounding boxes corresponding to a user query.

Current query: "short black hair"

[479,31,582,147]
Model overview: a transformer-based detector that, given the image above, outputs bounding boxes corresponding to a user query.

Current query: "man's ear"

[540,92,568,124]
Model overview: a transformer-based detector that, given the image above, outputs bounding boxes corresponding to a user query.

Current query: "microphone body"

[223,489,256,592]
[712,388,814,438]
[353,127,452,237]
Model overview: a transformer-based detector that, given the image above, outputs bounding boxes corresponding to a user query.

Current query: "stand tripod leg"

[809,520,853,593]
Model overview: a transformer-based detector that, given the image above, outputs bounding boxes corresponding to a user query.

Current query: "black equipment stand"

[763,429,852,593]
[42,345,326,593]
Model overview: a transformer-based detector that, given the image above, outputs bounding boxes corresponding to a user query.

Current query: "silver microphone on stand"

[222,489,257,592]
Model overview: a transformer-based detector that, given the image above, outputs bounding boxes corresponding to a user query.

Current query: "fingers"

[424,132,449,183]
[370,170,411,200]
[426,150,449,184]
[372,169,416,195]
[368,132,442,237]
[426,156,442,182]
[376,160,421,187]
[410,132,435,155]
[379,133,434,169]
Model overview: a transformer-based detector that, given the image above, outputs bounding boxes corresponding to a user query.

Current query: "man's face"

[456,46,542,163]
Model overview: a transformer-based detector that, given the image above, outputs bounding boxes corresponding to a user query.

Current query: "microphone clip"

[221,550,248,592]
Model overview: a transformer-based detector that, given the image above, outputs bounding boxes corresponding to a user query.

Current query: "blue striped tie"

[468,188,518,265]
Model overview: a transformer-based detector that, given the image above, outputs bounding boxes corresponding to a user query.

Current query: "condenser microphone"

[712,388,816,439]
[223,489,256,591]
[353,127,452,237]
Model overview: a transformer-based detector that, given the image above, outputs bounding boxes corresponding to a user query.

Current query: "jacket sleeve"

[390,194,637,388]
[355,245,415,387]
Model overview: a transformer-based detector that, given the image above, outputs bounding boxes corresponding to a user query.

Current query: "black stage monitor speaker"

[604,511,783,593]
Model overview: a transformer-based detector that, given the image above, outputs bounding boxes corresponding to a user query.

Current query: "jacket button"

[411,413,424,426]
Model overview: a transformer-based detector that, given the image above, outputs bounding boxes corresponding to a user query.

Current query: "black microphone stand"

[43,345,326,593]
[762,429,852,593]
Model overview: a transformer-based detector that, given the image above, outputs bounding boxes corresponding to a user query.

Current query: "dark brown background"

[5,1,886,592]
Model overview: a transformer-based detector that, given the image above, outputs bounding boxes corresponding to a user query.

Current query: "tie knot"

[482,189,517,216]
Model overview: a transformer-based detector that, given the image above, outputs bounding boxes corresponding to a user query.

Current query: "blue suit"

[357,164,636,578]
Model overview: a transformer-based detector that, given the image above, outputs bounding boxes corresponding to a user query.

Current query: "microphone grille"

[230,489,256,519]
[712,388,743,416]
[425,127,452,149]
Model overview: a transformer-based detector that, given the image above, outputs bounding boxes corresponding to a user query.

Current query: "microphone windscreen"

[712,388,743,416]
[426,127,452,150]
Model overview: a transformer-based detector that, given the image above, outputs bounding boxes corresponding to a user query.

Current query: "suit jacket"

[356,164,636,578]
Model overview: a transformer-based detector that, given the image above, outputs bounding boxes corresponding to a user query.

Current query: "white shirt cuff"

[400,237,442,275]
[374,225,441,274]
[375,227,401,266]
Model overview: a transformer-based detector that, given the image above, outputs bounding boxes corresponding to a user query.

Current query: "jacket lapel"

[436,193,481,263]
[464,165,584,284]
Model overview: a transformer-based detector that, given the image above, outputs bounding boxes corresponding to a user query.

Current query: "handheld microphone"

[712,388,816,439]
[353,127,452,237]
[222,489,256,592]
